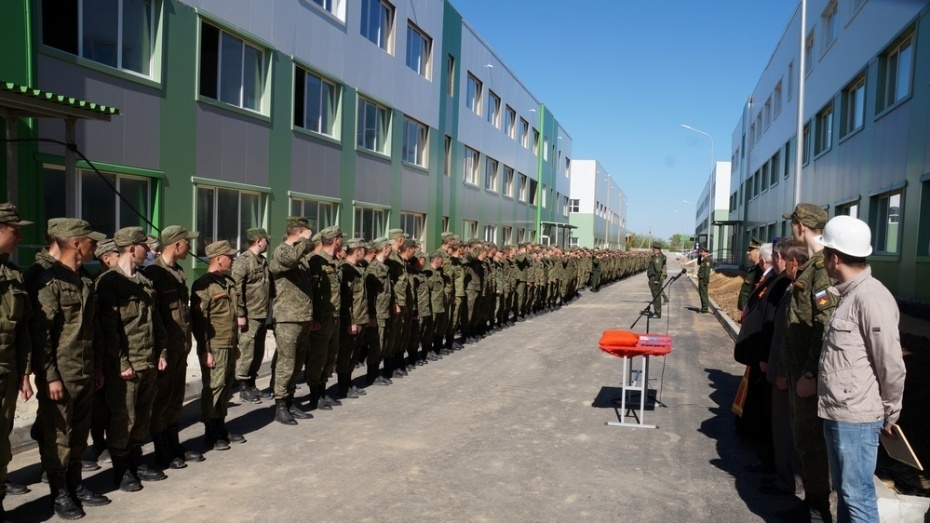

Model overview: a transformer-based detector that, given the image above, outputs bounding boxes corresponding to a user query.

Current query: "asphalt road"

[4,261,787,522]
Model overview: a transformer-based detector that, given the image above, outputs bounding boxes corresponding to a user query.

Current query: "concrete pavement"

[4,261,789,522]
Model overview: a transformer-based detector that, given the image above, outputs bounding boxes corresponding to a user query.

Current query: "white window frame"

[822,2,838,52]
[195,184,266,257]
[290,196,338,231]
[872,191,901,254]
[307,0,345,21]
[483,224,497,244]
[881,34,913,111]
[504,106,516,139]
[357,96,390,154]
[503,166,514,198]
[400,211,426,244]
[463,147,479,186]
[518,173,528,202]
[443,135,452,177]
[843,76,865,136]
[520,118,530,148]
[774,80,783,116]
[532,129,540,156]
[463,220,478,240]
[405,22,432,79]
[353,205,389,240]
[360,0,395,53]
[466,73,482,115]
[44,165,154,236]
[295,67,339,137]
[487,91,501,128]
[402,117,428,167]
[502,226,512,244]
[200,21,267,113]
[484,157,499,192]
[815,103,833,156]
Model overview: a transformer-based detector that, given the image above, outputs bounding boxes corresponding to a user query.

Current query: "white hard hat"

[817,215,872,258]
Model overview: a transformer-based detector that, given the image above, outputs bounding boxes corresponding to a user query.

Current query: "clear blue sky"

[452,0,799,240]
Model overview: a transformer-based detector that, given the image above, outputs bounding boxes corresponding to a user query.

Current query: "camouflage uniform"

[231,234,271,391]
[269,239,313,402]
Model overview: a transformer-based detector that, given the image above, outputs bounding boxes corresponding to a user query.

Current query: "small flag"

[815,289,829,308]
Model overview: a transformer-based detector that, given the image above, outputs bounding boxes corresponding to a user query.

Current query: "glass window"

[484,157,498,192]
[838,202,859,218]
[805,32,814,75]
[764,98,771,128]
[291,198,337,231]
[442,216,450,233]
[357,97,389,153]
[400,212,425,244]
[354,206,387,239]
[528,179,538,205]
[294,68,338,136]
[360,0,394,53]
[569,199,580,213]
[463,147,479,185]
[787,61,794,100]
[405,23,431,79]
[487,91,501,128]
[463,220,478,240]
[199,21,265,112]
[483,224,497,244]
[518,173,528,202]
[446,54,455,96]
[843,76,865,136]
[196,185,264,256]
[822,2,838,49]
[520,118,529,148]
[402,117,428,167]
[466,73,482,115]
[881,34,912,110]
[774,81,783,116]
[770,152,780,187]
[45,167,152,236]
[502,226,512,244]
[815,103,833,155]
[532,129,540,156]
[873,192,901,254]
[503,166,514,198]
[443,135,451,177]
[543,137,549,161]
[43,0,154,77]
[802,124,811,164]
[504,106,516,139]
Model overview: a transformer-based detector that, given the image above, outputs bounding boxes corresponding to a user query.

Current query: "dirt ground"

[709,269,930,497]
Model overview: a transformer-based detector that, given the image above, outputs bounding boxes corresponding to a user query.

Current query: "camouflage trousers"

[0,373,15,492]
[306,317,339,388]
[786,371,832,504]
[235,318,267,381]
[106,367,157,459]
[366,320,387,379]
[337,326,365,377]
[36,377,93,472]
[200,347,235,421]
[151,348,188,435]
[271,321,310,400]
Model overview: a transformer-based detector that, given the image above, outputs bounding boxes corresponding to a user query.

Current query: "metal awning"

[0,81,120,121]
[712,220,742,226]
[541,221,577,229]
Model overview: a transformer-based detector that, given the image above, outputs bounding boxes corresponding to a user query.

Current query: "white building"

[568,160,626,249]
[694,161,731,261]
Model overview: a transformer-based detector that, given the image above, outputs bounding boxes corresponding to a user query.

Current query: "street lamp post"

[680,124,714,174]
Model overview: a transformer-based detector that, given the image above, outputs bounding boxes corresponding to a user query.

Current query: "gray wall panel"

[195,105,269,186]
[290,137,341,197]
[871,106,909,192]
[400,169,429,212]
[354,155,391,205]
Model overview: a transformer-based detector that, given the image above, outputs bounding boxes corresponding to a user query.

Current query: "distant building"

[568,160,626,249]
[727,0,930,301]
[694,161,731,262]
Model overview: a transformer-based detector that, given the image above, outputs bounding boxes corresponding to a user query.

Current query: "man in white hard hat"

[818,215,906,523]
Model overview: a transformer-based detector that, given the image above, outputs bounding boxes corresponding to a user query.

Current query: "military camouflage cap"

[651,241,662,249]
[428,250,444,260]
[440,232,455,241]
[145,234,160,249]
[160,225,199,246]
[319,225,344,240]
[286,216,311,230]
[388,228,406,240]
[205,240,238,258]
[413,250,425,259]
[113,227,148,247]
[45,217,67,236]
[247,227,268,241]
[372,237,391,249]
[310,231,322,243]
[403,238,418,249]
[0,203,32,226]
[782,203,828,230]
[94,239,118,258]
[748,236,762,250]
[345,238,366,250]
[50,219,106,241]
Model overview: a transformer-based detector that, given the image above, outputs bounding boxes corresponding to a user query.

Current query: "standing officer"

[306,226,343,410]
[384,229,408,378]
[32,220,110,519]
[192,240,245,451]
[268,217,314,425]
[337,238,368,399]
[143,225,203,470]
[646,242,666,319]
[697,246,712,313]
[365,238,393,386]
[776,203,835,522]
[738,236,762,313]
[96,227,167,492]
[231,228,271,404]
[0,204,34,518]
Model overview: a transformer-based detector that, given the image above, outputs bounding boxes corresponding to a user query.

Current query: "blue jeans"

[823,419,883,523]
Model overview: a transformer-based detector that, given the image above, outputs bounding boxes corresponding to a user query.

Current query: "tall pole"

[681,124,714,174]
[605,173,610,249]
[793,0,807,207]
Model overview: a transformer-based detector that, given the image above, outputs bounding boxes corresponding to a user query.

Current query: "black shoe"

[415,359,426,366]
[516,317,526,322]
[81,459,100,472]
[4,480,29,496]
[275,400,298,425]
[218,420,246,444]
[154,432,187,470]
[373,376,392,386]
[343,387,359,399]
[68,466,111,507]
[439,349,452,355]
[426,353,438,361]
[392,370,405,379]
[288,404,313,420]
[49,471,85,520]
[116,470,142,492]
[351,385,366,396]
[239,383,261,404]
[320,395,342,408]
[167,425,204,464]
[253,385,273,400]
[135,463,167,481]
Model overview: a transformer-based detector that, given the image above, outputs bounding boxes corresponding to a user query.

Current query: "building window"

[504,106,516,139]
[565,157,571,178]
[804,32,814,75]
[802,123,811,164]
[784,141,791,178]
[764,97,772,129]
[360,0,394,53]
[441,215,450,233]
[770,152,780,187]
[518,173,528,202]
[290,197,337,231]
[755,113,762,143]
[466,73,482,115]
[520,118,530,148]
[562,196,569,216]
[487,91,501,128]
[402,117,428,167]
[42,0,157,77]
[443,135,451,177]
[842,76,865,136]
[354,206,387,240]
[44,166,153,237]
[749,124,756,147]
[294,68,338,136]
[872,191,901,254]
[815,103,833,156]
[503,166,514,198]
[199,21,266,112]
[309,0,345,21]
[405,22,431,79]
[400,211,425,244]
[569,199,580,213]
[528,179,538,205]
[446,54,455,96]
[532,129,540,156]
[879,34,913,111]
[356,97,389,154]
[838,202,859,218]
[484,157,499,192]
[787,61,794,100]
[463,147,479,185]
[774,81,783,116]
[822,2,838,50]
[541,184,548,208]
[463,220,478,240]
[543,137,549,161]
[196,185,264,256]
[761,163,770,192]
[502,226,512,244]
[483,224,497,244]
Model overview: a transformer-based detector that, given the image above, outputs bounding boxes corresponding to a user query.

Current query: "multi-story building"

[0,0,572,270]
[694,161,731,262]
[567,160,626,249]
[727,0,930,302]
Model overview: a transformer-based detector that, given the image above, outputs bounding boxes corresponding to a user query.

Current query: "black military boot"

[318,385,342,408]
[238,380,260,404]
[130,448,166,482]
[48,470,84,520]
[204,419,229,450]
[167,425,204,463]
[251,378,272,399]
[274,399,298,425]
[111,454,142,492]
[153,432,186,470]
[218,418,245,445]
[67,465,110,507]
[286,398,313,420]
[338,374,358,399]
